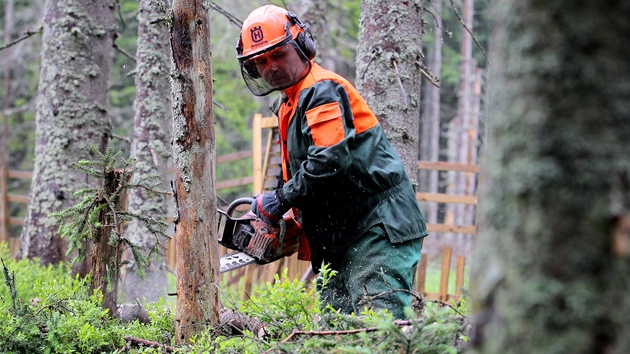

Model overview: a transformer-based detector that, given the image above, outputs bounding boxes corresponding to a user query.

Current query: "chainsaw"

[217,197,304,273]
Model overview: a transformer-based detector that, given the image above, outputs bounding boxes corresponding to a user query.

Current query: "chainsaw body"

[217,197,302,269]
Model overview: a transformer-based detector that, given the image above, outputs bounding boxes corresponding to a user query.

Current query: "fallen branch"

[265,319,414,353]
[124,336,176,353]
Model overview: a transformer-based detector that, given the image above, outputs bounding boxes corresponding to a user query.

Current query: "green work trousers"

[316,224,423,319]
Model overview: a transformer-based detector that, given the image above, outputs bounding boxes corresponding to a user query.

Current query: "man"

[236,5,427,319]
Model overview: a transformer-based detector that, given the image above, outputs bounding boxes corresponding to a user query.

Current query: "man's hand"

[251,189,291,225]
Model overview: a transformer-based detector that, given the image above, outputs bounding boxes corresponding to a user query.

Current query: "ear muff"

[286,12,317,60]
[296,31,316,60]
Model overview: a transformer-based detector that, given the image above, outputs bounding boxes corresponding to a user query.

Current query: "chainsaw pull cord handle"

[276,217,287,257]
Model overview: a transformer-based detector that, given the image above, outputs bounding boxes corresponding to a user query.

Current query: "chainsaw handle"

[226,197,255,217]
[217,197,254,251]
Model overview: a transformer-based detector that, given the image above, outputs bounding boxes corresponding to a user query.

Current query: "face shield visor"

[237,40,311,96]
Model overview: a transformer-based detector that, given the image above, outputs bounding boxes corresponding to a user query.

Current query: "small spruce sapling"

[51,145,170,315]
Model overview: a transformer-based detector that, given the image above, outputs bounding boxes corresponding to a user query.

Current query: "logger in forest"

[236,4,427,319]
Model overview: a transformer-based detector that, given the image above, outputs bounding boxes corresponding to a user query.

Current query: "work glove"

[251,189,291,226]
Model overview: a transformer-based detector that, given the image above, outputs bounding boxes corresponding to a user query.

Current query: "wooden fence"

[0,114,478,303]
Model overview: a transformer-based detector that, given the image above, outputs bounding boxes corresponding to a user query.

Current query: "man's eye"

[254,58,267,66]
[272,52,285,59]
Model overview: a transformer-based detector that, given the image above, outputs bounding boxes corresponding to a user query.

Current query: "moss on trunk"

[470,1,630,353]
[355,0,424,185]
[120,0,172,304]
[21,0,115,265]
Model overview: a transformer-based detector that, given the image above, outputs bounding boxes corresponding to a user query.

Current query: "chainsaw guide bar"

[219,252,257,273]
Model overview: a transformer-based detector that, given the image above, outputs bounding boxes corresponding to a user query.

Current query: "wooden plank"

[260,116,278,129]
[252,113,263,194]
[166,150,257,175]
[417,161,480,173]
[271,257,285,279]
[416,253,428,294]
[7,170,33,179]
[216,150,252,164]
[9,237,21,258]
[455,255,466,295]
[8,217,24,226]
[424,292,457,303]
[426,223,477,234]
[264,166,282,174]
[7,194,29,204]
[242,264,256,301]
[285,253,309,281]
[439,247,452,302]
[260,128,275,192]
[216,176,254,190]
[225,266,246,287]
[416,192,477,205]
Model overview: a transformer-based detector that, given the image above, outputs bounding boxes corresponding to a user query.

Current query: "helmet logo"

[250,26,264,43]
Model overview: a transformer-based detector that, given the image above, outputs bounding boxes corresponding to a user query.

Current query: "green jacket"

[271,62,427,270]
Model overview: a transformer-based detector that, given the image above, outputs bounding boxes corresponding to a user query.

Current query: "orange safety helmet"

[236,5,316,96]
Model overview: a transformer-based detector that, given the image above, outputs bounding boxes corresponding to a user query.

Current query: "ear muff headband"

[286,12,316,60]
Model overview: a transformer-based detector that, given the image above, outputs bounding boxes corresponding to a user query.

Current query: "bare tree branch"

[0,27,42,52]
[417,60,441,88]
[113,42,136,62]
[265,319,415,353]
[207,1,242,28]
[424,1,453,38]
[448,0,489,65]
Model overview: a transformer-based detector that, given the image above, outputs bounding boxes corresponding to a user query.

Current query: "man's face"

[252,44,308,88]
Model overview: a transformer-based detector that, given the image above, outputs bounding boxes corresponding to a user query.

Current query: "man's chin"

[268,78,289,88]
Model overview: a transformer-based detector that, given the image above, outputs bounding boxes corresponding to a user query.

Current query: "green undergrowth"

[1,243,469,353]
[0,244,173,353]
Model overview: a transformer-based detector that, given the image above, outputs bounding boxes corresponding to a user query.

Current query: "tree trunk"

[170,0,219,343]
[0,0,15,244]
[293,0,331,70]
[120,0,172,304]
[470,0,630,353]
[20,0,115,266]
[446,0,474,230]
[355,0,424,186]
[420,0,443,224]
[90,170,128,316]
